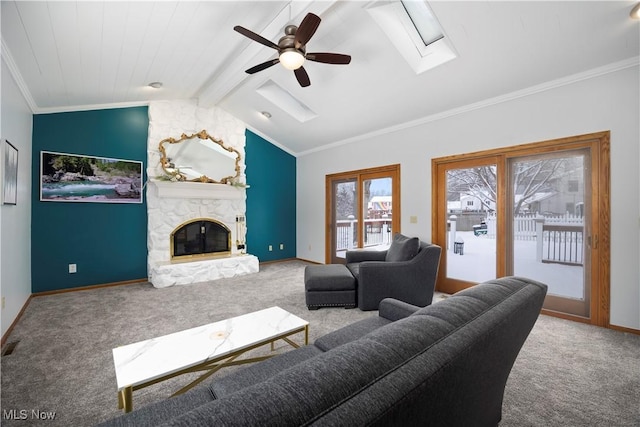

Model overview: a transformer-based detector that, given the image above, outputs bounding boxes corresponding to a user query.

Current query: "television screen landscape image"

[40,151,143,204]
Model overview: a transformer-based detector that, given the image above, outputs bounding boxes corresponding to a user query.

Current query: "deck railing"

[541,224,584,266]
[335,219,392,251]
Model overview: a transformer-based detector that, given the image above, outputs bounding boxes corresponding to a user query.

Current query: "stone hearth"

[149,255,259,288]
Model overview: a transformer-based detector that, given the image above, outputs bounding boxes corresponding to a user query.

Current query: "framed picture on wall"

[40,151,143,204]
[3,140,18,205]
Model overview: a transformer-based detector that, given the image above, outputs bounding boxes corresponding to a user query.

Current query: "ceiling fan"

[234,13,351,87]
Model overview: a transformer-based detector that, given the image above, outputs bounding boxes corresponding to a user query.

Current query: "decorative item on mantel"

[157,130,245,185]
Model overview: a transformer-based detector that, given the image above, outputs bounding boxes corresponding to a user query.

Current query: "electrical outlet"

[279,244,284,250]
[69,263,77,274]
[410,215,418,224]
[268,245,273,251]
[1,296,5,309]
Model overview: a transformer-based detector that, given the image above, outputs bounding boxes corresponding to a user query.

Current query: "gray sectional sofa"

[99,276,547,427]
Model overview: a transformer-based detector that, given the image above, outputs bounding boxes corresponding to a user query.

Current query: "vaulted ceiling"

[2,1,638,155]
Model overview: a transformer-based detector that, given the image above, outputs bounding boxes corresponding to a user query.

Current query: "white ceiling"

[2,1,639,155]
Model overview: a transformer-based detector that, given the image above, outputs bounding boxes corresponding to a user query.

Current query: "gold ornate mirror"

[158,130,242,184]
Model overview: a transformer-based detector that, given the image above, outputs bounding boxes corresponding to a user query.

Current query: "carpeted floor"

[1,260,639,426]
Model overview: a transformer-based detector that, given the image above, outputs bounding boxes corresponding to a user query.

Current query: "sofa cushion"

[411,278,525,325]
[385,233,419,262]
[358,314,457,360]
[304,264,355,291]
[345,263,359,280]
[378,298,421,321]
[161,338,407,427]
[208,345,323,398]
[314,315,391,351]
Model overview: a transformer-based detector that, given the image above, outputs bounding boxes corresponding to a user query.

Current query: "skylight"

[367,1,457,75]
[401,0,444,47]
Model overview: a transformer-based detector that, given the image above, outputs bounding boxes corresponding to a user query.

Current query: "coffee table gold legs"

[115,325,309,413]
[118,386,133,413]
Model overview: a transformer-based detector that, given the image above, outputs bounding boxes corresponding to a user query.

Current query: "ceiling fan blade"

[294,66,311,87]
[245,58,280,74]
[306,52,352,65]
[234,26,279,50]
[294,13,321,49]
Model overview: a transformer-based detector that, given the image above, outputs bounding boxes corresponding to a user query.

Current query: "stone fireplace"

[146,100,259,288]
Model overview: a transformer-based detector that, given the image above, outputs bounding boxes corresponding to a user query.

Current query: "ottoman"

[304,264,356,310]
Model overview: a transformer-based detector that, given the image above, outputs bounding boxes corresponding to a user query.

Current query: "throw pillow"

[385,233,420,262]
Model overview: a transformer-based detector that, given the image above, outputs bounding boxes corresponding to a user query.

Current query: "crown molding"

[1,38,38,114]
[34,100,152,115]
[297,56,640,157]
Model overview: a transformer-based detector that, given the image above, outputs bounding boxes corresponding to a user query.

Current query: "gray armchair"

[346,235,441,311]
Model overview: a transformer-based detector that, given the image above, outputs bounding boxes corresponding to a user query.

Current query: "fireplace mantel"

[150,180,246,200]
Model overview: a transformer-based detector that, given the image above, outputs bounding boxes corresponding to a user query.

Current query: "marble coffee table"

[112,306,309,412]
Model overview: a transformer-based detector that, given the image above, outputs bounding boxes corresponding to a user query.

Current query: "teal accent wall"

[245,130,296,262]
[31,107,148,292]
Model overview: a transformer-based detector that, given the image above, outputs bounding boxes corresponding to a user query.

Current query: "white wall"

[1,57,33,337]
[297,65,640,330]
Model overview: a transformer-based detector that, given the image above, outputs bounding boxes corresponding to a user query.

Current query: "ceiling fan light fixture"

[279,49,305,70]
[235,12,349,87]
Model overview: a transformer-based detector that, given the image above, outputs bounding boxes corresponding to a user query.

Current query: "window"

[326,165,401,264]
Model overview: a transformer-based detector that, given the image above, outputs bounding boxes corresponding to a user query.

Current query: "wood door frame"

[431,131,610,327]
[325,164,401,264]
[432,155,505,293]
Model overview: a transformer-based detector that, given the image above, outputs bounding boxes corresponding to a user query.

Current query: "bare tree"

[512,159,565,214]
[447,165,497,211]
[447,158,568,215]
[335,181,356,220]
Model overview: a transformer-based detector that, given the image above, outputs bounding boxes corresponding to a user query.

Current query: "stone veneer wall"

[146,100,256,287]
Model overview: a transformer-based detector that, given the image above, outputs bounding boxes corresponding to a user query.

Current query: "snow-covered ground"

[447,231,584,299]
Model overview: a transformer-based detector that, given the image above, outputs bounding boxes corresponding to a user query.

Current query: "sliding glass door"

[432,132,609,326]
[437,157,501,292]
[508,149,591,317]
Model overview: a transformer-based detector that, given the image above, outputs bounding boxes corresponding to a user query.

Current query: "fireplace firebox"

[171,219,231,261]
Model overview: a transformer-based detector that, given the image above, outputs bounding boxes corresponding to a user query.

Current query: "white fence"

[453,213,584,266]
